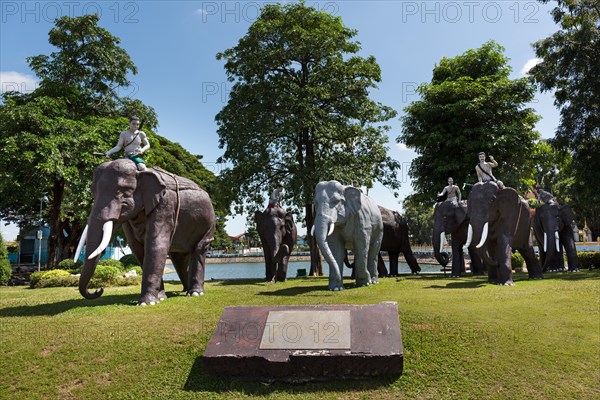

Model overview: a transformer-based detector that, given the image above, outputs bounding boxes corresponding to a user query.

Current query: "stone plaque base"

[202,302,403,381]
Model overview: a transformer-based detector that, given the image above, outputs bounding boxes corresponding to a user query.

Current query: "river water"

[163,260,443,281]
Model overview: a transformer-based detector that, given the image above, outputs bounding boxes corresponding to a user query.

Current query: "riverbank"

[205,254,440,265]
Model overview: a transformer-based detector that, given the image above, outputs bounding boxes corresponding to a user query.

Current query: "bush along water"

[30,258,142,289]
[0,233,12,286]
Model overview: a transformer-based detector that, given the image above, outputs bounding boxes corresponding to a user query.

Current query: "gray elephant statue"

[533,203,579,272]
[466,182,543,285]
[432,200,484,277]
[255,207,298,282]
[313,180,383,290]
[379,206,421,276]
[74,159,216,305]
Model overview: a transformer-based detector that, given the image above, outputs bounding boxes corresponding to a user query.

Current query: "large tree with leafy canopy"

[398,41,541,206]
[0,15,220,267]
[529,0,600,236]
[215,2,401,275]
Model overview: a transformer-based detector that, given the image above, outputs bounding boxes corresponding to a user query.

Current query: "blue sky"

[1,0,561,240]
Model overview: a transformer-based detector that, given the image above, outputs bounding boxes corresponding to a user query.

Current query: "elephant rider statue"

[437,177,461,205]
[476,152,505,189]
[105,115,150,171]
[267,183,284,209]
[534,186,557,205]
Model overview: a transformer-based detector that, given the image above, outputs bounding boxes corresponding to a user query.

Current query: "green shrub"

[528,198,540,208]
[98,258,124,270]
[30,269,72,288]
[57,259,82,270]
[93,265,121,283]
[0,234,12,285]
[512,252,525,270]
[578,252,600,269]
[0,259,11,286]
[120,254,140,268]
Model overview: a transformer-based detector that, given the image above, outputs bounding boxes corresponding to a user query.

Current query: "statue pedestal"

[202,302,403,381]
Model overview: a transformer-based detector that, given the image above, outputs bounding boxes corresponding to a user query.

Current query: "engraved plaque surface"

[259,310,351,349]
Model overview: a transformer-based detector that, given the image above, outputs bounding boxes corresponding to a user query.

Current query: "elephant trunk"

[469,223,497,268]
[314,218,338,273]
[432,226,449,267]
[78,219,114,300]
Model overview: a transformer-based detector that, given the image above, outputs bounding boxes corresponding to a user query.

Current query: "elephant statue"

[465,182,543,285]
[74,159,216,305]
[379,206,421,276]
[533,203,579,272]
[313,180,383,290]
[255,207,298,282]
[432,200,484,277]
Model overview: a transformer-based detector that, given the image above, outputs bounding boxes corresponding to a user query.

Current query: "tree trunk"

[46,179,65,269]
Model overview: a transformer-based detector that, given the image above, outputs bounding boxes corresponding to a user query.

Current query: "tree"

[530,0,600,237]
[398,41,541,204]
[215,2,400,275]
[0,15,220,267]
[401,197,434,246]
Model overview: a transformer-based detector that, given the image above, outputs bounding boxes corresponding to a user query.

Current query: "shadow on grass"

[0,292,142,317]
[536,269,600,281]
[257,284,330,296]
[183,356,396,394]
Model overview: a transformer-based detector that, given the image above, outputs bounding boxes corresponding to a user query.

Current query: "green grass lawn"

[1,271,599,400]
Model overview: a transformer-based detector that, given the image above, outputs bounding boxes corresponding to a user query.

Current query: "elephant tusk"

[310,225,315,237]
[543,232,547,253]
[476,222,489,249]
[73,225,88,262]
[464,224,473,248]
[88,221,114,260]
[327,222,335,236]
[439,232,446,253]
[555,231,560,253]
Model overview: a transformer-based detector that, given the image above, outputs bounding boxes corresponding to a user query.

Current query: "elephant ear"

[344,186,363,216]
[491,188,520,222]
[255,210,265,228]
[139,171,167,215]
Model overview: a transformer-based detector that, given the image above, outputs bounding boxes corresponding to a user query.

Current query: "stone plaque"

[259,310,351,349]
[202,302,403,381]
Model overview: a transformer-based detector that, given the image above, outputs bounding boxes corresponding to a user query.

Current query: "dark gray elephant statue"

[466,182,543,285]
[313,180,383,290]
[533,203,579,272]
[255,207,298,282]
[432,200,484,277]
[378,206,421,276]
[74,159,216,305]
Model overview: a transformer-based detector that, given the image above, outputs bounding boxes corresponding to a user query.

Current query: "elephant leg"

[388,252,398,276]
[468,247,485,275]
[519,246,543,280]
[276,255,289,282]
[327,235,346,290]
[263,244,276,282]
[451,244,463,278]
[139,239,170,306]
[401,245,421,274]
[560,230,579,272]
[187,243,208,296]
[495,235,514,285]
[368,232,383,284]
[169,252,190,293]
[378,253,389,277]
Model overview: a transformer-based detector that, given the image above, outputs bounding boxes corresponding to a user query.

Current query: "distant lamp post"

[37,196,48,271]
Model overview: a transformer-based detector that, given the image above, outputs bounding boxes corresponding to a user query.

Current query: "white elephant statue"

[312,180,383,290]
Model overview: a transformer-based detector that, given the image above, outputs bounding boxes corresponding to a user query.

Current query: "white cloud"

[194,8,208,15]
[521,58,542,76]
[396,143,409,151]
[0,71,38,93]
